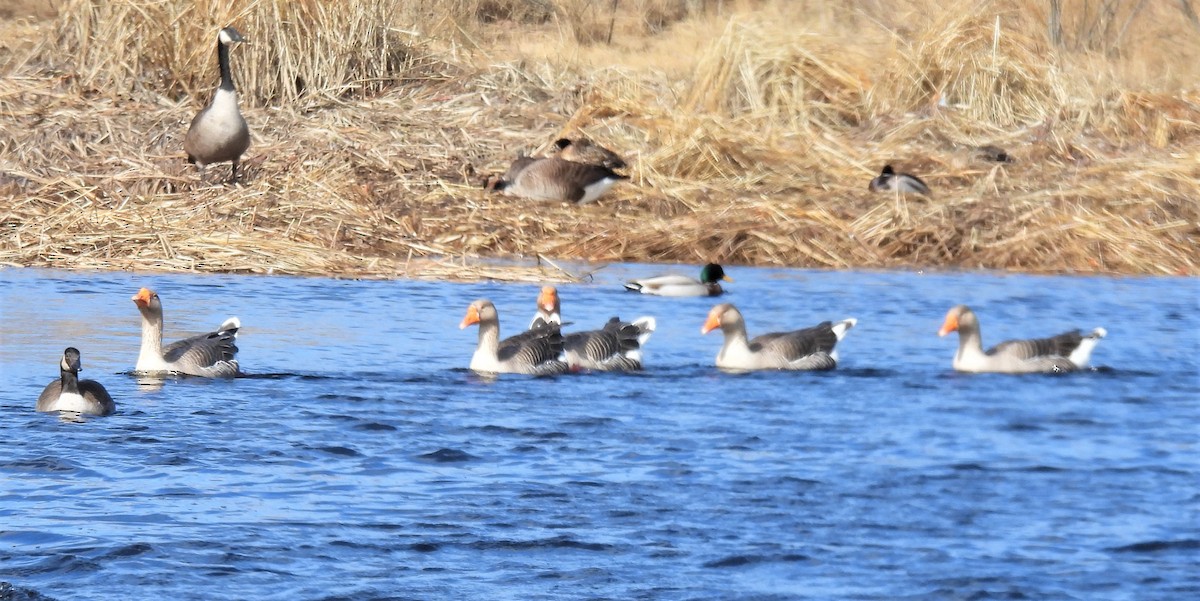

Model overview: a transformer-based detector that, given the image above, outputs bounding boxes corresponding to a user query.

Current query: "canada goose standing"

[869,165,930,195]
[184,26,250,182]
[488,156,627,204]
[132,287,240,377]
[624,263,732,297]
[701,303,856,371]
[37,347,115,416]
[460,299,568,376]
[938,305,1106,373]
[530,286,656,371]
[551,137,627,170]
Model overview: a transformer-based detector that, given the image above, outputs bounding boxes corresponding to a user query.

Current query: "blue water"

[1,265,1197,601]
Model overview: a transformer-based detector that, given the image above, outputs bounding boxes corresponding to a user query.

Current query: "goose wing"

[987,330,1084,361]
[497,323,566,372]
[162,319,240,377]
[986,329,1104,371]
[749,323,840,370]
[78,380,116,415]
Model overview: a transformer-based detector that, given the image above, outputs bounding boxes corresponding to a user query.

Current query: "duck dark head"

[700,263,731,284]
[218,27,247,46]
[61,347,82,373]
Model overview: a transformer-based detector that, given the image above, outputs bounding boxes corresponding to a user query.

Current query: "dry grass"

[1,0,1197,282]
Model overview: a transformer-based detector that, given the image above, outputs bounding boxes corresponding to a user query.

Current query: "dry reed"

[1,0,1197,282]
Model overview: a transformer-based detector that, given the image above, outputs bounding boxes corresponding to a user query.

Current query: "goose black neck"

[218,39,236,92]
[60,367,81,395]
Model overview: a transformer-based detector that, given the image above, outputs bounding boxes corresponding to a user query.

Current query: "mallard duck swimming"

[624,263,731,297]
[37,347,116,416]
[701,303,856,371]
[938,305,1106,373]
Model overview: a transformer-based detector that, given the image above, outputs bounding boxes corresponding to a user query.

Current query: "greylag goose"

[185,26,250,182]
[37,347,115,416]
[132,287,240,377]
[460,299,568,376]
[938,305,1106,373]
[530,286,656,371]
[551,137,627,170]
[487,156,627,204]
[701,303,856,371]
[624,263,731,297]
[869,165,930,195]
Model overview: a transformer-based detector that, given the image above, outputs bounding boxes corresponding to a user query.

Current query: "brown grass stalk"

[0,0,1197,282]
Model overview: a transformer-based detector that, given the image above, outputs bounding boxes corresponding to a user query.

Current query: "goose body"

[132,287,240,377]
[37,348,115,416]
[184,26,250,182]
[702,303,855,371]
[869,165,930,195]
[530,286,655,371]
[461,299,568,376]
[551,137,627,169]
[624,263,731,297]
[490,156,627,204]
[938,305,1106,373]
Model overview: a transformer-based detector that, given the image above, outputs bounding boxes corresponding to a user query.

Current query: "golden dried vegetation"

[1,0,1197,281]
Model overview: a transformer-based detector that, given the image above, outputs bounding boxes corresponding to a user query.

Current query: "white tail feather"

[832,318,857,341]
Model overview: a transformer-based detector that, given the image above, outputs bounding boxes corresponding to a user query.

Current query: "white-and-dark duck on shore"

[184,26,250,183]
[868,165,930,195]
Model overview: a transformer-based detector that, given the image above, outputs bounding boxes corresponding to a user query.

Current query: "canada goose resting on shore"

[530,286,656,371]
[869,165,930,195]
[702,303,856,371]
[938,305,1106,373]
[461,299,568,376]
[486,156,627,204]
[185,26,250,183]
[551,137,627,170]
[37,347,115,416]
[132,287,241,377]
[624,263,732,297]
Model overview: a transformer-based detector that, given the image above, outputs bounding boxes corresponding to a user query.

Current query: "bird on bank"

[185,26,251,183]
[461,299,568,376]
[701,303,856,371]
[938,305,1106,373]
[550,137,627,170]
[868,165,930,195]
[486,156,627,204]
[530,286,656,371]
[37,347,115,416]
[131,287,241,377]
[624,263,732,297]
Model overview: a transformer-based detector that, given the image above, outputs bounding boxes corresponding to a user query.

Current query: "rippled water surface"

[1,266,1197,601]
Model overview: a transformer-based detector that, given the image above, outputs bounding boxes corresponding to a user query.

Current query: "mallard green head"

[700,263,732,284]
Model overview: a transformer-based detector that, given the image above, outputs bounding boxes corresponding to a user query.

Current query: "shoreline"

[1,2,1197,280]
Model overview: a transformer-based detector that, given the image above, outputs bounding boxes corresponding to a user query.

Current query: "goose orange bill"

[132,287,155,308]
[459,304,480,329]
[938,311,959,336]
[538,286,558,313]
[701,307,722,335]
